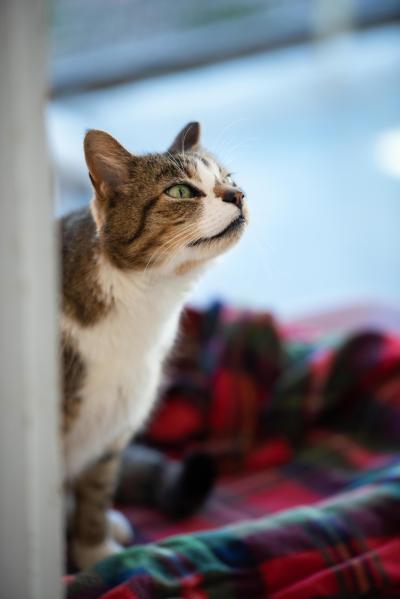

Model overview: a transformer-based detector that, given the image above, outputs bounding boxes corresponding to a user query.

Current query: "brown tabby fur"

[61,122,247,568]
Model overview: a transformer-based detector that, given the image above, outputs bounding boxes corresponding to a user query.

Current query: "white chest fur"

[63,265,197,480]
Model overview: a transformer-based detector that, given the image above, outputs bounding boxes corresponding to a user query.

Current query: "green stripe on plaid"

[66,303,400,598]
[67,479,400,598]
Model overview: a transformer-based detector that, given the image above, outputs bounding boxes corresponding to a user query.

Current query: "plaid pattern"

[67,303,400,598]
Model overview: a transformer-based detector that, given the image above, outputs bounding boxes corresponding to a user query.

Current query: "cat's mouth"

[188,215,246,247]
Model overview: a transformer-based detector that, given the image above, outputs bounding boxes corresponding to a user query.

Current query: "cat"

[61,122,248,570]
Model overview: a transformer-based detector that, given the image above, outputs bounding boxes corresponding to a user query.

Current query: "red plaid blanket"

[67,303,400,598]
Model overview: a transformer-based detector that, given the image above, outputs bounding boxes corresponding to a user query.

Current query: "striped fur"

[61,122,248,570]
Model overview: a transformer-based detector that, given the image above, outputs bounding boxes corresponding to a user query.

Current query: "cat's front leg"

[71,439,133,570]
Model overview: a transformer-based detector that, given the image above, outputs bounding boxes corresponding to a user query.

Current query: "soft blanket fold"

[67,303,400,598]
[67,476,400,598]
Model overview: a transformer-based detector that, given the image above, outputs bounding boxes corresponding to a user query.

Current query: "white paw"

[107,509,134,545]
[72,537,123,571]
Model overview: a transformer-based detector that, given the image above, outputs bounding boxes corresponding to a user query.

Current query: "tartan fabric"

[67,303,400,598]
[140,304,400,468]
[67,477,400,598]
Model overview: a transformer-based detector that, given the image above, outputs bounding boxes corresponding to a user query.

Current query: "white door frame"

[0,1,63,597]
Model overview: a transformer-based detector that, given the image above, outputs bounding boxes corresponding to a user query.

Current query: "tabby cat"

[62,122,248,569]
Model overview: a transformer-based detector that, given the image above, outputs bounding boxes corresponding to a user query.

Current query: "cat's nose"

[222,189,244,210]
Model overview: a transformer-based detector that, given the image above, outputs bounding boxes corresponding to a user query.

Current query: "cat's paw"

[72,537,123,571]
[107,509,134,545]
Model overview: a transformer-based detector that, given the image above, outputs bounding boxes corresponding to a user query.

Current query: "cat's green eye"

[165,184,196,199]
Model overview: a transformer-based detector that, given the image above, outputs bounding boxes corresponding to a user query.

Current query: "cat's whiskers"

[152,223,198,265]
[165,152,187,180]
[220,141,256,168]
[180,126,195,162]
[173,152,191,182]
[142,233,190,276]
[149,225,195,267]
[212,118,248,157]
[161,229,199,269]
[175,153,188,176]
[142,223,198,275]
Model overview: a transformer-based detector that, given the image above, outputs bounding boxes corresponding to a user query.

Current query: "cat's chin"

[186,216,247,262]
[188,215,246,248]
[147,216,246,275]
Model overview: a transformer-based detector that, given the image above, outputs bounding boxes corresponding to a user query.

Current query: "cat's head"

[84,122,248,274]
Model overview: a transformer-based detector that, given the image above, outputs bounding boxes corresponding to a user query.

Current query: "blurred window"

[51,0,400,94]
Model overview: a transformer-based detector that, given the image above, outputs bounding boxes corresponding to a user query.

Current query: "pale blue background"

[49,25,400,317]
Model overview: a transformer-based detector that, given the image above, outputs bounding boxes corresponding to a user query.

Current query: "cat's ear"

[168,122,201,153]
[84,130,132,194]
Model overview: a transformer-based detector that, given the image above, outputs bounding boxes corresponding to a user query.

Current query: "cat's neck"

[97,253,201,318]
[61,208,203,329]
